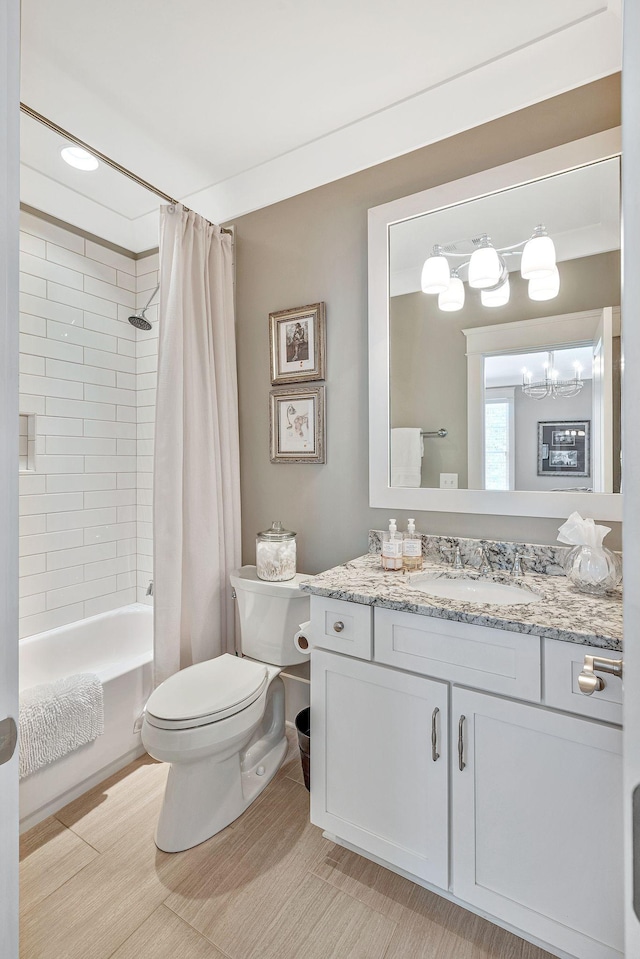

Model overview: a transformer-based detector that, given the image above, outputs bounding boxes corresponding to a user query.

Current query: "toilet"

[141,565,310,852]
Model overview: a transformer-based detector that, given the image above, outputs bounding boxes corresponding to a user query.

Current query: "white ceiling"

[485,347,594,389]
[19,0,621,252]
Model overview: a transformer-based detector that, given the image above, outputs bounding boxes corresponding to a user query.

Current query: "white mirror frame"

[368,128,622,520]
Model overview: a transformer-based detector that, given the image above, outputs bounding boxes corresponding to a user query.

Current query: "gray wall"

[513,383,593,491]
[229,76,622,573]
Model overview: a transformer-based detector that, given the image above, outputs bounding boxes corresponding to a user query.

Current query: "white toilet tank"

[230,566,310,666]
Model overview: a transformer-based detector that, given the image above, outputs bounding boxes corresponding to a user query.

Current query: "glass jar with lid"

[256,521,297,582]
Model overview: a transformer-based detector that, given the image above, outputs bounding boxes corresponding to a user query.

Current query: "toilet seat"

[145,654,268,730]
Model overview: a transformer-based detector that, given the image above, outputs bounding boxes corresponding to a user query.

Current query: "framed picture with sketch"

[269,386,325,464]
[537,420,590,477]
[269,303,326,385]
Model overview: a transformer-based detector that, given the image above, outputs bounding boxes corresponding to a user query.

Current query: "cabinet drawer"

[543,640,623,725]
[374,608,541,701]
[310,595,372,660]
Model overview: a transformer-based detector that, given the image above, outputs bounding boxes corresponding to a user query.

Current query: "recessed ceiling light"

[60,146,99,171]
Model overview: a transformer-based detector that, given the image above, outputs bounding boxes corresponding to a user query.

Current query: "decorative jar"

[564,545,622,596]
[256,521,297,582]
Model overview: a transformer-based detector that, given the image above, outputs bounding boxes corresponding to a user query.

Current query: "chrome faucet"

[146,579,153,596]
[441,542,465,570]
[510,549,535,580]
[476,546,493,576]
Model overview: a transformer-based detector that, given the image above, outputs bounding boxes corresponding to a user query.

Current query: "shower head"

[128,313,153,331]
[128,283,159,332]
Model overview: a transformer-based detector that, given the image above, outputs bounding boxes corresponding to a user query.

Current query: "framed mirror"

[368,129,622,519]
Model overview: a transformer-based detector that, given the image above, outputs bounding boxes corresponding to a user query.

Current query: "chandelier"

[521,351,583,400]
[421,225,559,312]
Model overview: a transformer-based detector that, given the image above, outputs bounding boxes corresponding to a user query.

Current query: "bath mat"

[19,673,104,779]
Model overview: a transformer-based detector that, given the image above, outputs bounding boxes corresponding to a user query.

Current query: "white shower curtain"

[153,205,241,686]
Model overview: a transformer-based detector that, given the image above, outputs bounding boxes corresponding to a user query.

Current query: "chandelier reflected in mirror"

[521,351,583,400]
[421,225,559,312]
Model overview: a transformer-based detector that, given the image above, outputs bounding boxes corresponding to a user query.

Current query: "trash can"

[294,706,311,792]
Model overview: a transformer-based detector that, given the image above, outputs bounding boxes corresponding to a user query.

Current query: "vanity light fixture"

[520,224,556,279]
[467,235,502,289]
[528,265,560,301]
[60,146,99,171]
[437,269,465,311]
[481,275,510,308]
[521,352,583,399]
[420,225,557,312]
[420,245,450,294]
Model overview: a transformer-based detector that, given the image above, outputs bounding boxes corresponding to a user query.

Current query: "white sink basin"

[408,574,541,606]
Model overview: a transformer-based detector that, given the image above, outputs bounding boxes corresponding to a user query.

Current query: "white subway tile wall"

[18,211,159,638]
[135,253,158,607]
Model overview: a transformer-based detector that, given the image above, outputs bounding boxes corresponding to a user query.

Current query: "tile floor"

[20,730,553,959]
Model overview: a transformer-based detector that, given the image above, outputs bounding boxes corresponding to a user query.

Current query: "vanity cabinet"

[309,597,623,959]
[311,649,449,888]
[452,687,623,959]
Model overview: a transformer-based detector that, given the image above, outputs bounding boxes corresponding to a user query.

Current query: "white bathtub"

[19,603,153,831]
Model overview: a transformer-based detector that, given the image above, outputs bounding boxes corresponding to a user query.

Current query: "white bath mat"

[19,673,104,779]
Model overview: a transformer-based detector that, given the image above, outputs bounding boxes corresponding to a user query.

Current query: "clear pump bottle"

[403,518,423,571]
[381,518,403,571]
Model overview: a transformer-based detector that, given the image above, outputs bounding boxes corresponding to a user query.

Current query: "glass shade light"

[438,271,465,312]
[528,265,560,301]
[60,146,99,171]
[421,246,450,294]
[520,225,556,279]
[468,238,501,289]
[480,276,510,307]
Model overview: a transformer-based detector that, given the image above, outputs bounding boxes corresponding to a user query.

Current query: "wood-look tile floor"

[20,729,554,959]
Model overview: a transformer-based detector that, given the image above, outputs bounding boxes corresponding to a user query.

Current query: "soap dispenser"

[381,518,403,571]
[403,517,423,571]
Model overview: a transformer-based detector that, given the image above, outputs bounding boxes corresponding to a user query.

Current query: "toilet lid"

[145,654,268,725]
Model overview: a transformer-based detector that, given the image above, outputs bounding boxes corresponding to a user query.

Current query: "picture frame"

[537,420,590,477]
[269,302,326,385]
[269,386,325,464]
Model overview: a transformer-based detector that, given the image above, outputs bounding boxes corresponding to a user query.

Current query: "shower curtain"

[153,205,241,685]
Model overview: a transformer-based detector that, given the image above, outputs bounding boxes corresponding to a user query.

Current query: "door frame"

[0,0,21,956]
[623,0,640,954]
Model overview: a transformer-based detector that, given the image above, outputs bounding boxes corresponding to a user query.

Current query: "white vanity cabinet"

[452,687,623,959]
[311,649,449,888]
[309,595,623,959]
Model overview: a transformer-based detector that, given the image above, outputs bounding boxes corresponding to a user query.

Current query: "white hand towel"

[391,428,423,487]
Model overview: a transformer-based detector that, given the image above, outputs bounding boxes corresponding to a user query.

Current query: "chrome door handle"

[332,621,345,633]
[0,717,17,767]
[458,715,466,771]
[431,707,440,762]
[578,654,623,695]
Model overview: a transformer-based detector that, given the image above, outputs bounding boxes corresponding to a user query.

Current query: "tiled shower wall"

[135,255,159,607]
[18,210,158,639]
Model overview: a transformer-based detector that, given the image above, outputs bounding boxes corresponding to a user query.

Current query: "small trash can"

[294,706,311,792]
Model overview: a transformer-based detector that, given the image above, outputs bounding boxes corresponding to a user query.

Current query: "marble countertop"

[299,552,622,651]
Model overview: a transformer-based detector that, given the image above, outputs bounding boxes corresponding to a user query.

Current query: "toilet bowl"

[142,566,310,852]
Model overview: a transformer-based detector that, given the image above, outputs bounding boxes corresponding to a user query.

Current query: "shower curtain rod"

[20,103,233,235]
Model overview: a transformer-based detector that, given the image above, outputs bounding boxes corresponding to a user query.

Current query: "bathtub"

[19,603,153,831]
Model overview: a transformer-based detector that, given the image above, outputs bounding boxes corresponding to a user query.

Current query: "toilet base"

[154,733,288,853]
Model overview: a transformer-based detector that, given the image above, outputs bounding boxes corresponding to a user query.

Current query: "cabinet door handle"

[431,707,440,762]
[458,715,466,771]
[333,621,345,633]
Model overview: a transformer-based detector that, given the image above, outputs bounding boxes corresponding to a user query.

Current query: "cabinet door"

[311,649,449,888]
[452,687,623,959]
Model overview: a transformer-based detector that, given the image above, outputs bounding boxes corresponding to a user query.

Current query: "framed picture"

[269,302,326,385]
[269,386,325,464]
[537,420,590,477]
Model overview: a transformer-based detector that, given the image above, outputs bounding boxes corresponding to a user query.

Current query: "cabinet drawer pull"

[458,715,466,771]
[333,621,345,633]
[431,707,440,762]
